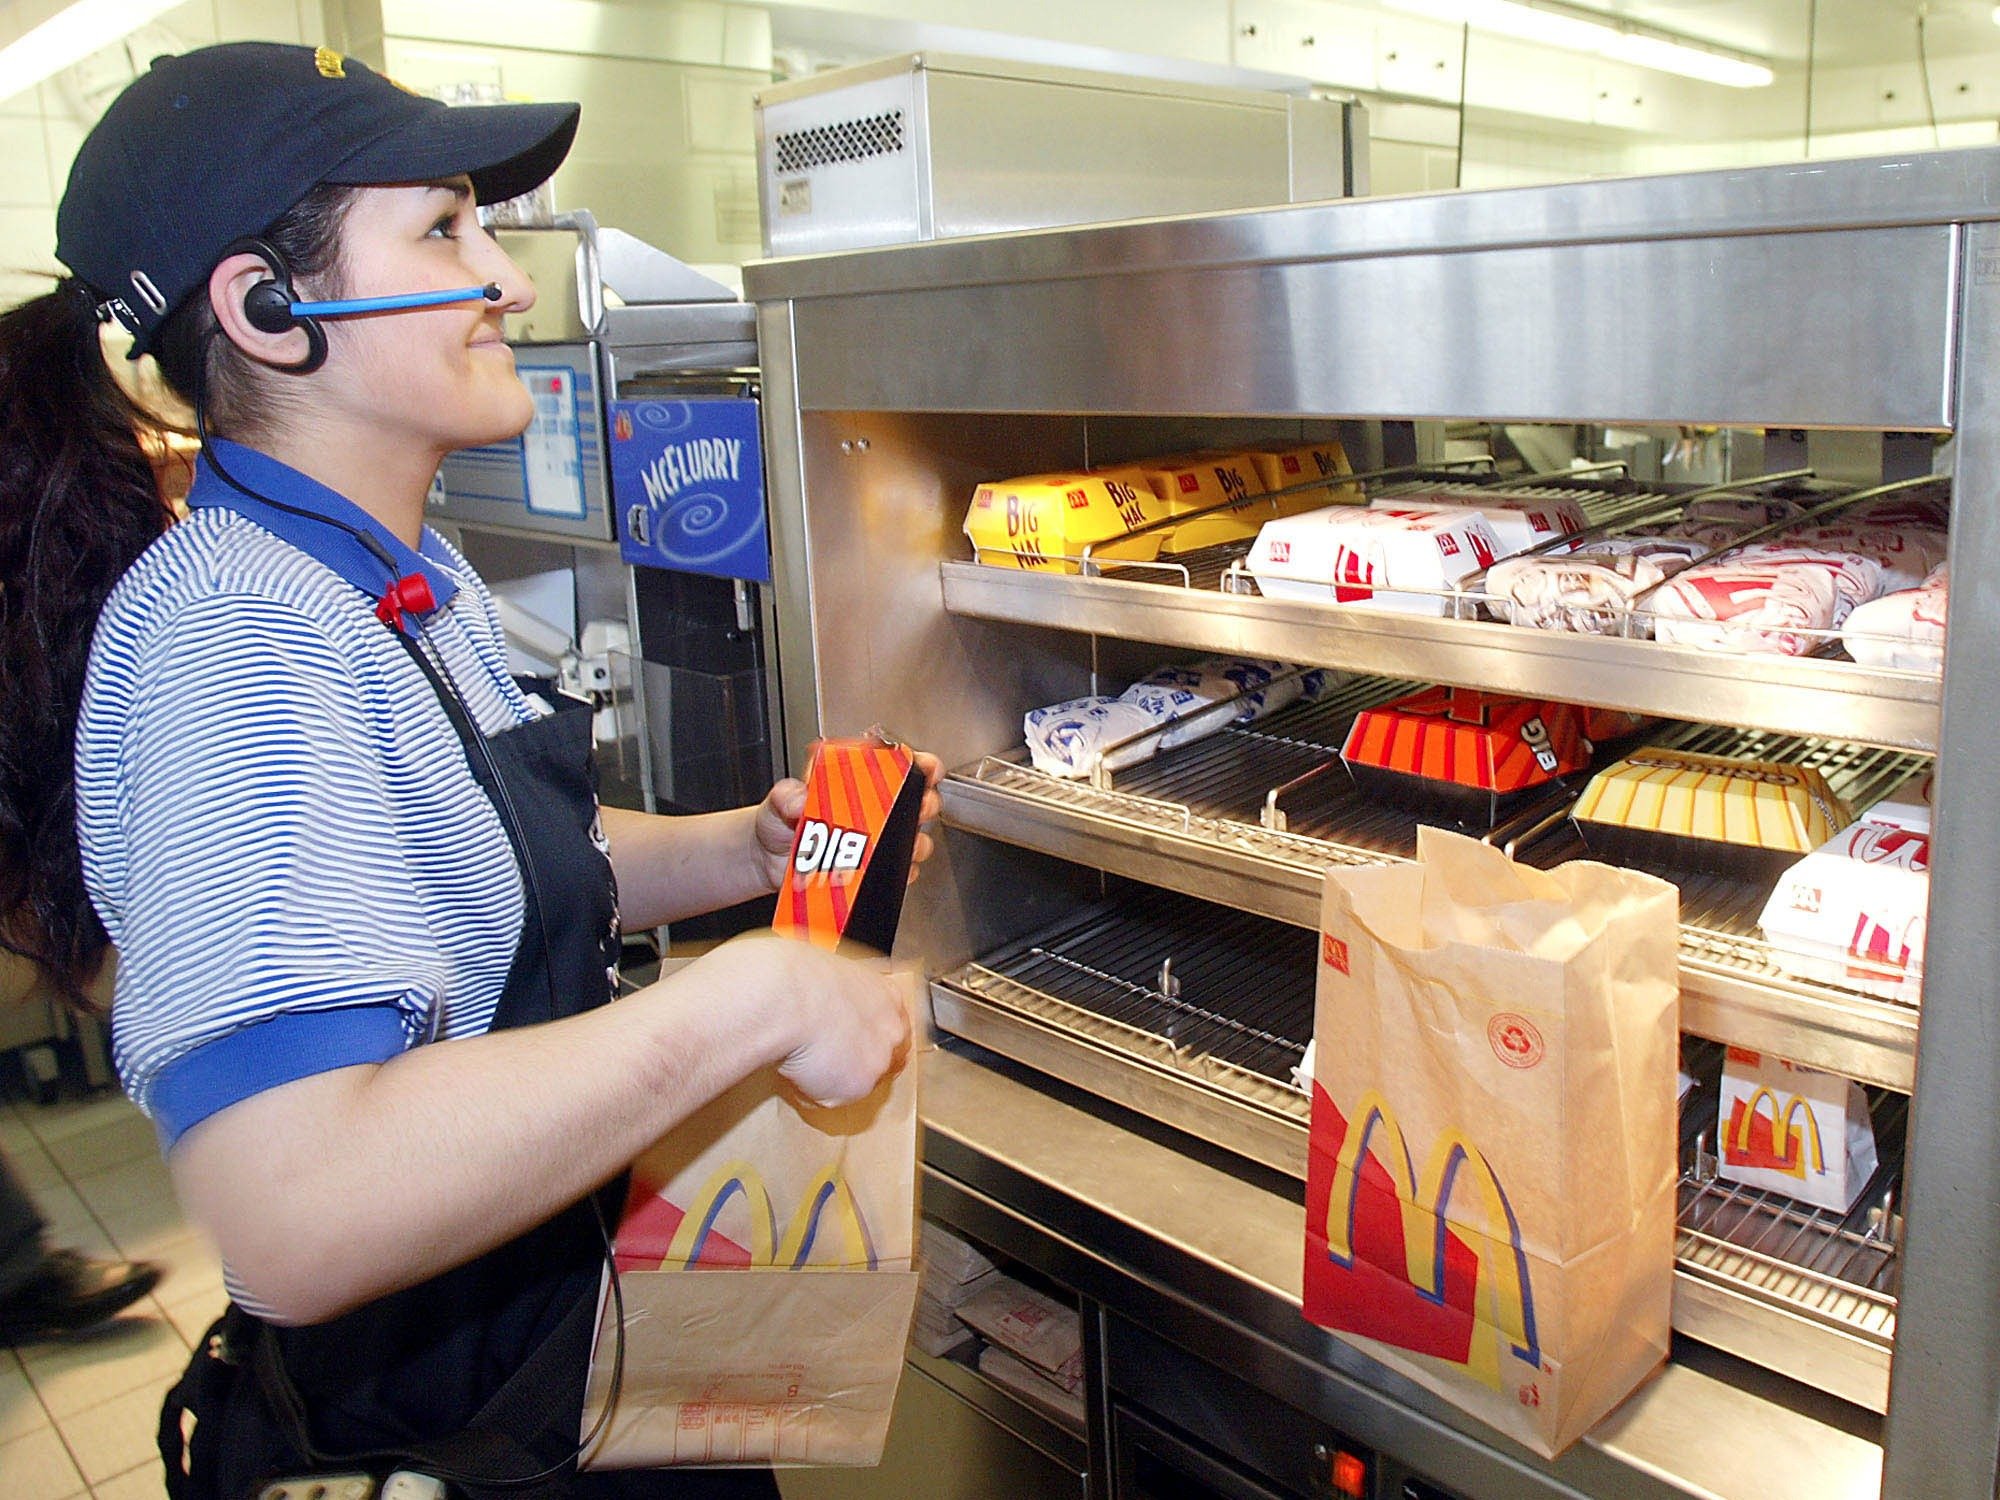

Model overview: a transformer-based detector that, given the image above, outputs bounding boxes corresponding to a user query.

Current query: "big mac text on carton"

[772,739,926,955]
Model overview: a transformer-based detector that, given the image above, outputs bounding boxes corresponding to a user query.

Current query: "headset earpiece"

[222,236,327,375]
[241,278,296,333]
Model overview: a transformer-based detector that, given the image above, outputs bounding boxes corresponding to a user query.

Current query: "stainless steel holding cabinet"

[746,150,2000,1499]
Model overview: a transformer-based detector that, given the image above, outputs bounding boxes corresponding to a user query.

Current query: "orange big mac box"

[772,739,927,955]
[1341,687,1591,829]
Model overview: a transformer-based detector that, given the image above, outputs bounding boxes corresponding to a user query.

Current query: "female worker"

[0,41,934,1499]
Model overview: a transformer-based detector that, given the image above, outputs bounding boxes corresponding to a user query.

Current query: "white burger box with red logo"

[1757,817,1931,1005]
[1246,504,1504,614]
[1375,492,1587,558]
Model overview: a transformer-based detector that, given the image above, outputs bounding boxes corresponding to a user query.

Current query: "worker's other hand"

[709,933,915,1107]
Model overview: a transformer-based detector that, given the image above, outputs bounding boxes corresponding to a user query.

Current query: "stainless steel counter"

[920,1046,1883,1500]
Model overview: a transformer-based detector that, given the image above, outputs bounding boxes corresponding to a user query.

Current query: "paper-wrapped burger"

[1248,505,1501,613]
[1842,564,1946,673]
[1023,657,1315,779]
[1485,537,1704,636]
[1649,552,1884,656]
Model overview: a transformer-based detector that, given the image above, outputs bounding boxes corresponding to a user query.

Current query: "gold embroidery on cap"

[315,47,346,79]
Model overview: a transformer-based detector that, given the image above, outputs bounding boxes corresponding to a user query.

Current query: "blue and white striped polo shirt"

[76,441,540,1148]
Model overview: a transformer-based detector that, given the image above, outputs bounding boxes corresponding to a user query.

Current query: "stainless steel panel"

[777,1355,1087,1500]
[923,72,1302,239]
[783,228,1953,428]
[753,301,820,766]
[1882,222,2000,1497]
[1669,1272,1889,1415]
[938,563,1941,752]
[920,1047,1885,1500]
[602,301,758,381]
[745,145,2000,306]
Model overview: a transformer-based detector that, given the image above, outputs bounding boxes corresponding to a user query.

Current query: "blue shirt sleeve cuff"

[149,1007,410,1149]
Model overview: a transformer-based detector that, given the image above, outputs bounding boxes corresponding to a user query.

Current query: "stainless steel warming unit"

[746,150,2000,1498]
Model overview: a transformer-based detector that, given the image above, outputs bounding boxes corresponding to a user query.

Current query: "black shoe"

[0,1249,162,1343]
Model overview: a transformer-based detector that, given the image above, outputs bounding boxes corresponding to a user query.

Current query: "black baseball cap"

[55,42,580,355]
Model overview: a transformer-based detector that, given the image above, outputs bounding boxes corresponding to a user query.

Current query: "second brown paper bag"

[579,970,924,1469]
[1302,827,1679,1457]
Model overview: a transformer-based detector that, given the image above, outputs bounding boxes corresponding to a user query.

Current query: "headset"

[192,254,628,1486]
[229,236,501,375]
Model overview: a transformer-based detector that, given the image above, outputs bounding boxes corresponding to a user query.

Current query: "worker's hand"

[750,739,946,892]
[705,933,915,1107]
[751,774,808,891]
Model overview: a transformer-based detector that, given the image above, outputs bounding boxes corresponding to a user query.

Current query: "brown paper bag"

[580,975,923,1469]
[1302,827,1678,1458]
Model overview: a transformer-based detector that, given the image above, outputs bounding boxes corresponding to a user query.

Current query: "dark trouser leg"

[0,1147,49,1300]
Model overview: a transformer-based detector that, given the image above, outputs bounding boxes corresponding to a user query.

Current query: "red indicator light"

[1332,1450,1367,1497]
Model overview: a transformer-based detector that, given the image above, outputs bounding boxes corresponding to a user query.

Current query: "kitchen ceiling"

[1582,0,1996,68]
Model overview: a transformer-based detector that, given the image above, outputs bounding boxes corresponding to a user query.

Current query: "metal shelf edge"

[1670,1265,1891,1414]
[939,562,1941,754]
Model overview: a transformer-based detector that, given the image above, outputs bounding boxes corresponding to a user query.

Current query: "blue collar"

[185,440,461,630]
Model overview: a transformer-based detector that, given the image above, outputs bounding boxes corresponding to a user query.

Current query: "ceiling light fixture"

[1385,0,1776,88]
[0,0,182,104]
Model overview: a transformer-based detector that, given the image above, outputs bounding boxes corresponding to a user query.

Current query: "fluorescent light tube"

[0,0,183,104]
[1385,0,1774,89]
[1601,32,1774,89]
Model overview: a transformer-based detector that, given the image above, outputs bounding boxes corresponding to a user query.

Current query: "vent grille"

[773,110,906,174]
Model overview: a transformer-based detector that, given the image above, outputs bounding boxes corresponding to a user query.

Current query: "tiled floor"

[1,1090,224,1499]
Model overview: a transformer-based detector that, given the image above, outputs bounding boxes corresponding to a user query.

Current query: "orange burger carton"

[772,738,927,955]
[1341,688,1591,830]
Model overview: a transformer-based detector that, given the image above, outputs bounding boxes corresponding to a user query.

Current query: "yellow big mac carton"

[1132,452,1270,553]
[962,467,1168,572]
[1572,748,1850,880]
[1246,440,1363,509]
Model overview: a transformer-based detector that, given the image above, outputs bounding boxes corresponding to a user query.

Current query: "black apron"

[160,642,779,1500]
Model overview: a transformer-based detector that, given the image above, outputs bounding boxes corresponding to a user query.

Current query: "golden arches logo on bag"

[1724,1088,1826,1180]
[660,1160,880,1272]
[1320,1089,1540,1391]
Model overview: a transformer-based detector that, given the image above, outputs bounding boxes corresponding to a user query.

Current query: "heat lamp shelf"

[942,755,1920,1094]
[938,560,1940,755]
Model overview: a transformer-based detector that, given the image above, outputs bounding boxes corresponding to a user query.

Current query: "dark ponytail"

[0,184,358,1010]
[0,283,168,1008]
